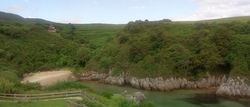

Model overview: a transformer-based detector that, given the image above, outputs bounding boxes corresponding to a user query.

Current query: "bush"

[138,102,155,107]
[0,77,15,93]
[0,70,20,84]
[20,82,42,91]
[45,81,89,91]
[82,100,104,107]
[101,91,113,99]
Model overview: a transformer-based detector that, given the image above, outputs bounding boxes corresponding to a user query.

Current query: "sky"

[0,0,250,24]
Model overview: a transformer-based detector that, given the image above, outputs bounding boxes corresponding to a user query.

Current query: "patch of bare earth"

[21,70,73,86]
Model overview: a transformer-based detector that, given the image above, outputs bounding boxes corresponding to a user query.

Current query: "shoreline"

[76,71,250,98]
[77,71,225,92]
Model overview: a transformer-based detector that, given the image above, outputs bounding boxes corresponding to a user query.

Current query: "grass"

[75,24,125,46]
[0,100,69,107]
[176,16,250,24]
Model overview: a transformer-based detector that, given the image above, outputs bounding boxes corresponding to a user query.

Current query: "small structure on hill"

[48,25,56,32]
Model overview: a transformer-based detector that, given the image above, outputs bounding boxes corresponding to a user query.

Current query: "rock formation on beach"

[78,72,250,98]
[216,77,250,97]
[78,71,227,91]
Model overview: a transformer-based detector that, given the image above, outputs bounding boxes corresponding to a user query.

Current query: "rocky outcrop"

[78,72,250,98]
[123,91,146,103]
[78,72,228,91]
[78,71,107,81]
[102,76,125,86]
[216,77,250,97]
[125,76,225,91]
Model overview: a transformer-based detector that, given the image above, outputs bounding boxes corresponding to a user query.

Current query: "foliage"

[45,81,89,91]
[85,20,250,78]
[100,91,114,99]
[0,77,15,93]
[19,82,42,91]
[0,14,250,82]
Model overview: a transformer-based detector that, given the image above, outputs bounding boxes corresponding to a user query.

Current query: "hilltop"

[0,11,53,23]
[85,19,250,78]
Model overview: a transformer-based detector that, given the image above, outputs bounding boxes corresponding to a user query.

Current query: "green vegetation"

[0,11,250,106]
[0,100,69,107]
[86,20,250,78]
[1,80,155,107]
[1,13,250,80]
[0,12,154,106]
[78,94,154,107]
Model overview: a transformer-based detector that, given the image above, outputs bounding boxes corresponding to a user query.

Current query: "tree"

[212,25,232,58]
[196,43,223,75]
[166,44,193,75]
[76,47,90,67]
[149,30,167,51]
[230,57,249,76]
[129,41,150,63]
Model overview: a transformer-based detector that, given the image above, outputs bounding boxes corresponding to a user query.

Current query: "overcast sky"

[1,0,250,24]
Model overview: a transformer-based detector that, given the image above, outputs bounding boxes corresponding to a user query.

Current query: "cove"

[82,81,250,107]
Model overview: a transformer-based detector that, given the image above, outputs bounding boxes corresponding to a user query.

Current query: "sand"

[21,70,72,86]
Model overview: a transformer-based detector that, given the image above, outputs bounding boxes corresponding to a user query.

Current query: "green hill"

[0,11,25,22]
[178,16,250,24]
[85,20,250,78]
[0,11,249,83]
[0,11,53,23]
[26,18,54,23]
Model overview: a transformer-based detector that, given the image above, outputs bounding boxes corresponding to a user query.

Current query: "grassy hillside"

[0,12,249,79]
[178,16,250,24]
[0,11,250,94]
[0,19,150,106]
[86,20,250,78]
[0,11,53,23]
[0,18,125,94]
[0,11,25,22]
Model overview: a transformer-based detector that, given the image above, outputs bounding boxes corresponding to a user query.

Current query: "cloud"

[57,17,82,24]
[180,0,250,21]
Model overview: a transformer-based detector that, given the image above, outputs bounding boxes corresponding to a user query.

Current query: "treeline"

[0,19,250,80]
[0,21,81,76]
[86,20,250,78]
[0,21,123,81]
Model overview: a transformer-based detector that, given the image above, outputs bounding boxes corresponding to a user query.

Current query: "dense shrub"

[45,81,89,91]
[100,91,114,99]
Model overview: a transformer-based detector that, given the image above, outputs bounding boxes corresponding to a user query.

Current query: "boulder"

[123,91,146,104]
[133,92,146,103]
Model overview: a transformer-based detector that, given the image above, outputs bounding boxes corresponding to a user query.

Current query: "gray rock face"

[78,71,107,81]
[102,76,125,86]
[78,72,235,94]
[216,77,250,97]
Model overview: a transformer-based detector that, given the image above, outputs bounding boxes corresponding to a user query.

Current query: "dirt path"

[21,70,73,86]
